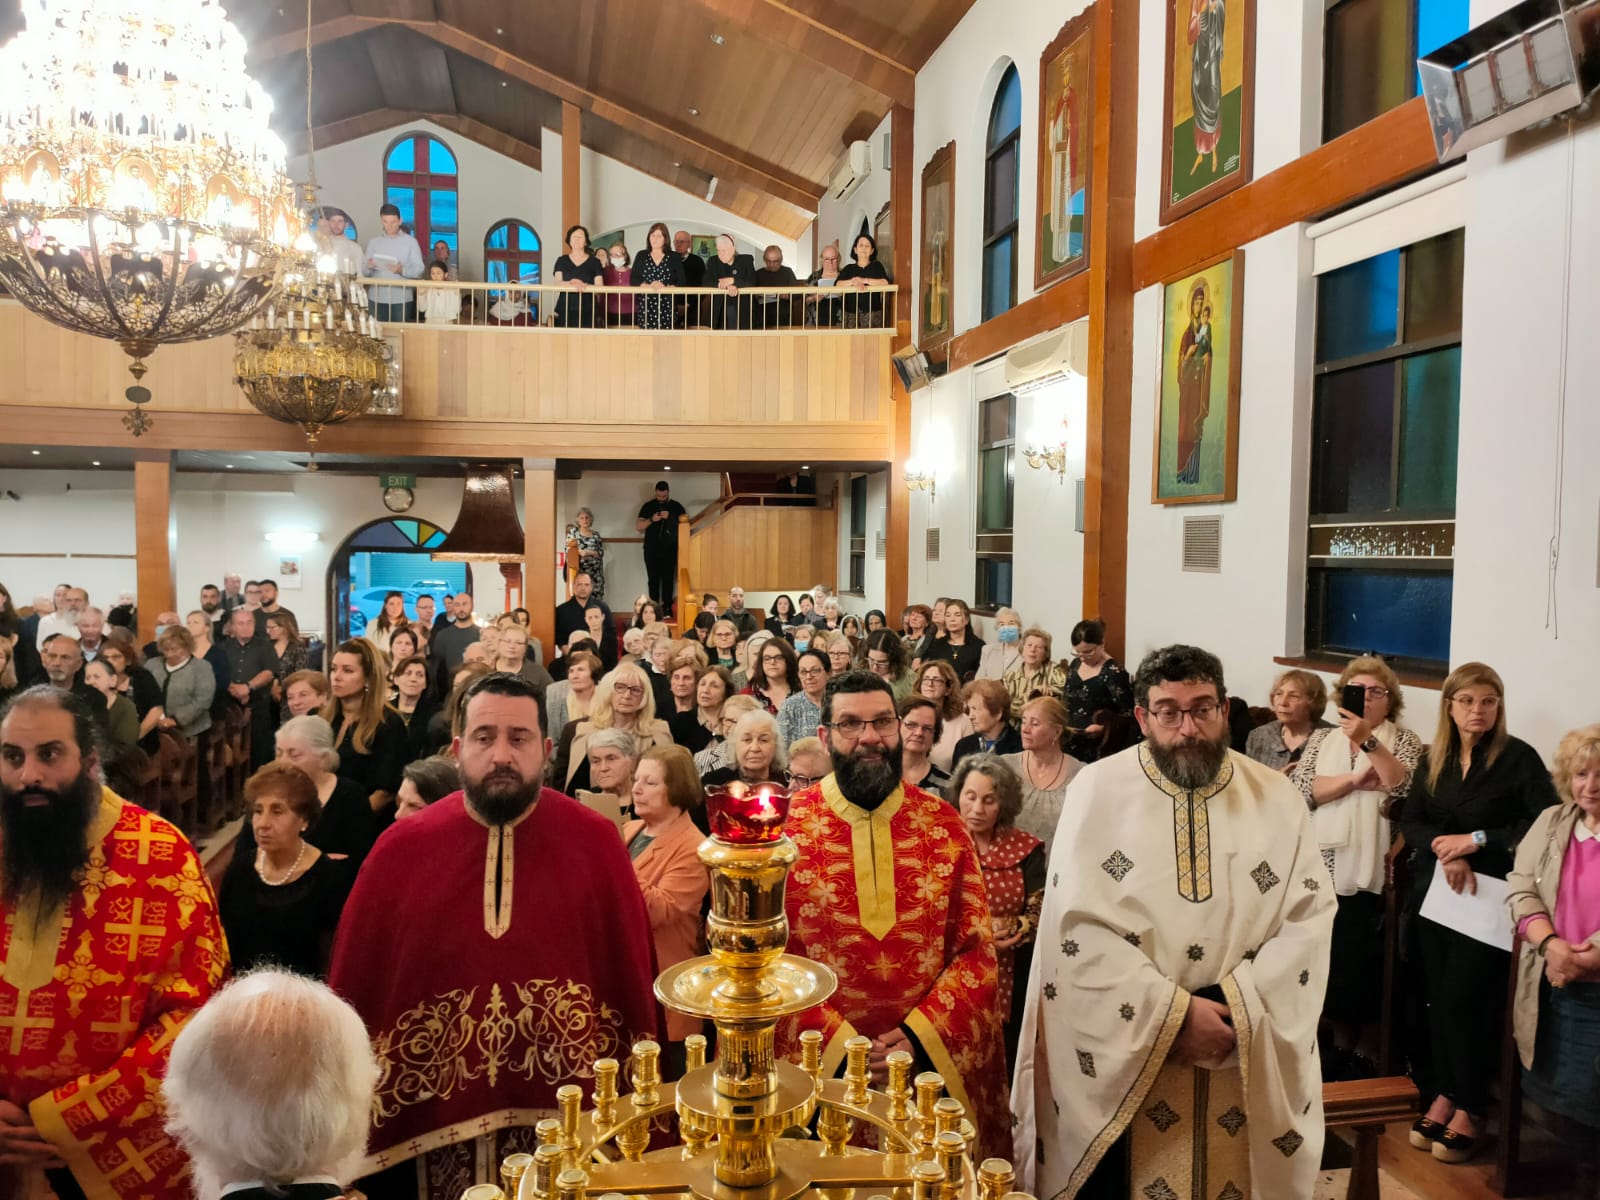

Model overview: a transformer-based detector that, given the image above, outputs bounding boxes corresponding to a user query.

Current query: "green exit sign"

[380,473,415,489]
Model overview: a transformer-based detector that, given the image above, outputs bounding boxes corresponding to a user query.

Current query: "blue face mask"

[154,624,170,638]
[794,635,811,650]
[997,626,1020,644]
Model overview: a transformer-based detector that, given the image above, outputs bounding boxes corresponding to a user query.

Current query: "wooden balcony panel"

[0,303,894,459]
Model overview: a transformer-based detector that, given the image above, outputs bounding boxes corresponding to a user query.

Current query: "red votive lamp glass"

[704,782,792,844]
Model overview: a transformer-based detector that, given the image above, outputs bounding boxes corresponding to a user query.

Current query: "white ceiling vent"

[1182,516,1222,573]
[925,528,941,562]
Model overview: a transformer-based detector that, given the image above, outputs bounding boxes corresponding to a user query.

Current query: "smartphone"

[1341,683,1366,718]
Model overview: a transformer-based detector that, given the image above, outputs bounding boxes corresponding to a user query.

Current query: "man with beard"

[779,671,1011,1160]
[327,673,658,1200]
[0,686,228,1200]
[1012,645,1335,1200]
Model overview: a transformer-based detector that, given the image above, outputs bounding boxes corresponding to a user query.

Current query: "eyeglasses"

[1451,693,1500,710]
[612,684,645,698]
[1355,685,1389,698]
[788,772,824,787]
[798,666,827,677]
[827,715,900,738]
[1146,702,1221,728]
[901,720,936,736]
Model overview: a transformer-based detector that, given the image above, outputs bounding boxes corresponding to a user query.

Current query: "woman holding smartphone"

[1293,655,1422,1078]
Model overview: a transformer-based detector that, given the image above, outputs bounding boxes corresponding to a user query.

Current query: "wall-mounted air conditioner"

[1419,0,1600,163]
[1003,321,1089,395]
[830,141,872,202]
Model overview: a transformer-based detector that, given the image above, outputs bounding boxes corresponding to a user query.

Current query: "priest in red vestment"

[0,687,229,1200]
[779,672,1011,1160]
[329,674,659,1200]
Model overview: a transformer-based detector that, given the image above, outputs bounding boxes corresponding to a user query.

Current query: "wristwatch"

[1360,735,1380,753]
[1471,829,1488,847]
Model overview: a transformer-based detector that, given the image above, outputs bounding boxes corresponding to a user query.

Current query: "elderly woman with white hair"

[976,607,1024,680]
[701,707,787,789]
[165,969,379,1200]
[695,693,762,779]
[233,715,379,868]
[573,727,639,829]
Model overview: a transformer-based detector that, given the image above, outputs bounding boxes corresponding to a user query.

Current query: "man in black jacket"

[674,230,705,328]
[555,574,614,660]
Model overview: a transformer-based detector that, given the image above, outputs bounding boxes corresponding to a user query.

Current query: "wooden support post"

[522,459,557,667]
[1082,0,1138,662]
[562,101,582,238]
[884,101,914,621]
[133,454,176,647]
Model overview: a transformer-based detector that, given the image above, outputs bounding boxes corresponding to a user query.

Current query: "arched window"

[484,219,542,289]
[383,133,458,261]
[982,64,1022,322]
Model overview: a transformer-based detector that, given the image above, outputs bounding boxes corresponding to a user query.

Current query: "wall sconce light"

[1023,417,1069,483]
[903,458,936,503]
[264,529,321,552]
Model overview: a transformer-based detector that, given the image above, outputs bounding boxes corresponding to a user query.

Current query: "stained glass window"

[1306,230,1463,670]
[982,65,1022,323]
[382,133,458,259]
[1324,0,1473,141]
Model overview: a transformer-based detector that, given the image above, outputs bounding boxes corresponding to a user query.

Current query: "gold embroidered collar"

[467,797,539,940]
[1137,743,1234,904]
[821,776,906,940]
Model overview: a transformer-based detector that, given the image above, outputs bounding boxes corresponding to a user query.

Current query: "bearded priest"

[1014,645,1336,1200]
[0,686,229,1200]
[329,673,658,1200]
[780,671,1010,1160]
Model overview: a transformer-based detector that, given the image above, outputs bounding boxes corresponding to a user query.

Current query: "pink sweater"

[1517,827,1600,945]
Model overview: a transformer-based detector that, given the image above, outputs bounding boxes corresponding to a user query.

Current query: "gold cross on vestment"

[105,1135,161,1183]
[61,1070,123,1122]
[112,823,177,866]
[90,996,139,1043]
[0,995,54,1057]
[106,900,165,962]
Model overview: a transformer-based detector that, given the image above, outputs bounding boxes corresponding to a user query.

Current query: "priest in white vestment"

[1014,645,1335,1200]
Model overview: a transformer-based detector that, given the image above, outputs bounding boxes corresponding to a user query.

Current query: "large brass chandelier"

[0,0,297,435]
[233,0,390,466]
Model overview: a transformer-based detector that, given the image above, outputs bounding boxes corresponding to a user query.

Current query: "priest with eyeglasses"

[1013,645,1335,1200]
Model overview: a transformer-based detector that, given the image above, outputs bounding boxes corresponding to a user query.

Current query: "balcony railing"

[342,277,901,332]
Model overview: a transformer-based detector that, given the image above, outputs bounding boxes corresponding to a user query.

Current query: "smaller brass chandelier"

[232,0,390,465]
[233,248,390,465]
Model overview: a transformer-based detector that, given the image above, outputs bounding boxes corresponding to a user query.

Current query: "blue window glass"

[1417,0,1471,58]
[517,226,539,251]
[1315,569,1453,662]
[428,139,458,174]
[386,139,415,172]
[982,237,1014,323]
[1313,361,1397,514]
[988,65,1021,144]
[385,187,415,229]
[430,190,458,234]
[1397,346,1460,512]
[1317,250,1399,362]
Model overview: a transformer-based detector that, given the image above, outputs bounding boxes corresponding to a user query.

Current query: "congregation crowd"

[338,202,893,330]
[1,563,1597,1200]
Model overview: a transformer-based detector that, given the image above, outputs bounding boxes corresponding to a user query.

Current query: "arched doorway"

[326,517,472,643]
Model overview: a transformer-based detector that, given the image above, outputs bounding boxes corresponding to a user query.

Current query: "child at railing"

[418,261,460,325]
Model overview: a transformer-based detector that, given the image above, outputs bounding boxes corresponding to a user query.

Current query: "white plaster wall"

[836,470,889,619]
[0,471,139,608]
[289,119,544,283]
[815,111,893,273]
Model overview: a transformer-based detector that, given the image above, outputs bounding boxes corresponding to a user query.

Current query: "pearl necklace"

[256,841,307,886]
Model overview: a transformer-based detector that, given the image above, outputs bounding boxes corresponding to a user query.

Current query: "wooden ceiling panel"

[256,35,388,134]
[363,25,459,114]
[446,50,561,148]
[228,0,355,54]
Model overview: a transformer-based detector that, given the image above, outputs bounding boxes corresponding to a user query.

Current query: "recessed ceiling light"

[664,465,672,471]
[225,464,235,469]
[673,161,681,168]
[91,460,101,467]
[495,26,504,35]
[500,80,507,87]
[802,464,810,469]
[687,106,700,117]
[31,449,40,455]
[709,32,725,45]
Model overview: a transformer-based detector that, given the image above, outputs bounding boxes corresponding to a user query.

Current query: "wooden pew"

[1325,1076,1420,1200]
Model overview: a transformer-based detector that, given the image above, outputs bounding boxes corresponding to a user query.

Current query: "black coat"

[630,249,686,288]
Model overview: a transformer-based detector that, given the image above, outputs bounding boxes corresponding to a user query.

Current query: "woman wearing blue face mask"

[977,607,1025,680]
[791,624,815,655]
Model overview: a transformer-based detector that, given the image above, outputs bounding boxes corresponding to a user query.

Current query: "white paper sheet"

[1418,858,1514,950]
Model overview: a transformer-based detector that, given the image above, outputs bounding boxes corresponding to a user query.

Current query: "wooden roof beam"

[248,14,387,63]
[416,20,823,211]
[684,0,914,107]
